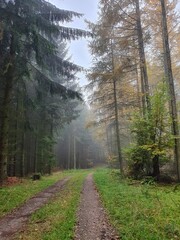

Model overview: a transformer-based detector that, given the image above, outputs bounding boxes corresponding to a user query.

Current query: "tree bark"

[110,36,123,174]
[135,61,143,113]
[152,155,160,179]
[74,135,76,169]
[0,73,12,183]
[34,136,38,173]
[20,131,25,178]
[160,0,180,181]
[135,0,150,112]
[68,135,71,169]
[0,35,15,184]
[112,77,123,174]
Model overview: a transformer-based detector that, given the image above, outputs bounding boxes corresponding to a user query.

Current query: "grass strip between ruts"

[15,171,89,240]
[0,170,85,218]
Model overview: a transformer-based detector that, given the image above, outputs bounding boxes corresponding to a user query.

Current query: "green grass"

[0,170,86,217]
[16,171,89,240]
[94,168,180,240]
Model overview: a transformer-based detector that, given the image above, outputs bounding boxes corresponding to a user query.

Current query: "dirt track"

[74,174,119,240]
[0,177,70,240]
[0,174,119,240]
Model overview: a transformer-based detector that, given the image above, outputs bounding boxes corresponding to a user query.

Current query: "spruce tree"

[0,0,90,183]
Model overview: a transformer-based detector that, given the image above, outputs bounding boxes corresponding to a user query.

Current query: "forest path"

[0,177,70,240]
[74,173,119,240]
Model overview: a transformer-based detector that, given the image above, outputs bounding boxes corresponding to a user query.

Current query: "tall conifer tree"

[0,0,90,183]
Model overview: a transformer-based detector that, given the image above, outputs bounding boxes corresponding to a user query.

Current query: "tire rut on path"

[0,177,70,240]
[74,173,119,240]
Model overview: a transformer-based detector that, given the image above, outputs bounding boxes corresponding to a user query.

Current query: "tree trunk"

[110,38,123,174]
[68,135,71,169]
[152,155,160,179]
[74,136,76,170]
[0,78,12,183]
[34,136,38,173]
[112,78,123,174]
[160,0,180,181]
[12,98,19,177]
[0,34,15,184]
[0,65,13,184]
[20,131,25,178]
[135,62,143,113]
[135,0,150,112]
[140,69,146,115]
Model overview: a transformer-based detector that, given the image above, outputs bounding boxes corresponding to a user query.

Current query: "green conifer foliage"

[0,0,90,183]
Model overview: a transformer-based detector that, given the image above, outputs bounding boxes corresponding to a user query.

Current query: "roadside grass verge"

[15,171,88,240]
[94,168,180,240]
[0,170,86,218]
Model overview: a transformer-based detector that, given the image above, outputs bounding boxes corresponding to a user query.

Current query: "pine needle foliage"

[0,0,89,182]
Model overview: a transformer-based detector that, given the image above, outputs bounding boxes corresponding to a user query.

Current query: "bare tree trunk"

[0,35,15,184]
[0,80,11,183]
[152,155,160,179]
[12,98,19,177]
[110,38,123,175]
[0,78,12,183]
[48,122,53,175]
[20,131,25,178]
[134,59,144,115]
[105,123,111,155]
[112,77,123,174]
[34,136,38,173]
[68,135,71,169]
[140,69,146,115]
[74,136,76,170]
[160,0,180,181]
[135,0,150,112]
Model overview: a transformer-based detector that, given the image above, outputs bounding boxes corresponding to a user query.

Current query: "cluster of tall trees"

[55,105,105,170]
[0,0,92,183]
[88,0,180,180]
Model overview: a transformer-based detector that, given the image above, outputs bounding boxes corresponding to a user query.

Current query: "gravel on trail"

[0,177,70,240]
[74,173,119,240]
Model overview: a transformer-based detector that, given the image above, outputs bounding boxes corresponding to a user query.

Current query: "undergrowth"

[94,168,180,240]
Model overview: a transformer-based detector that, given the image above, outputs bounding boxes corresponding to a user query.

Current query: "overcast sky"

[48,1,180,87]
[48,0,99,86]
